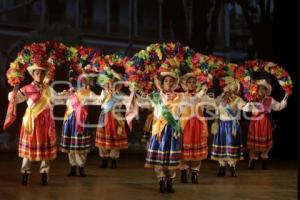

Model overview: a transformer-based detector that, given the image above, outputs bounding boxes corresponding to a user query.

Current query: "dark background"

[0,0,297,159]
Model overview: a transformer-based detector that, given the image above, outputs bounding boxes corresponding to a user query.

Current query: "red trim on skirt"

[95,112,128,149]
[181,117,208,161]
[19,107,57,161]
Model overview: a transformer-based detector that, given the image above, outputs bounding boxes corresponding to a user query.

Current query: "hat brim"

[27,64,49,77]
[257,81,272,96]
[223,77,240,93]
[180,73,197,92]
[154,72,179,92]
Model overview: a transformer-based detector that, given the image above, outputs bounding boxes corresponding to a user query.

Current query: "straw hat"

[223,76,240,93]
[256,79,272,95]
[154,71,179,92]
[180,72,197,92]
[27,63,49,77]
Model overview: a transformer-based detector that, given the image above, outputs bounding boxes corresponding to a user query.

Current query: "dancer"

[247,79,288,170]
[211,77,249,177]
[179,72,215,184]
[8,64,57,186]
[143,70,182,193]
[60,73,100,177]
[95,68,129,169]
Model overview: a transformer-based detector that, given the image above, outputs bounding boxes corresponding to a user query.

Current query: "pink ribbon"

[70,94,88,134]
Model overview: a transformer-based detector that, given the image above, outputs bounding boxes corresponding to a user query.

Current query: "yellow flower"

[10,61,19,69]
[155,49,162,60]
[169,57,180,67]
[194,68,201,75]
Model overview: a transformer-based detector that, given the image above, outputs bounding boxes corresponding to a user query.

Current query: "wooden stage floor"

[0,152,297,200]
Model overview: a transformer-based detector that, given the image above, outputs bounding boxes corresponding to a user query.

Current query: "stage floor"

[0,152,297,200]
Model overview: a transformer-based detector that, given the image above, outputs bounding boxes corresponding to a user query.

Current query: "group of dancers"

[6,59,288,194]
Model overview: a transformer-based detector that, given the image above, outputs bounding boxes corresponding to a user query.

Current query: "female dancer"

[8,64,57,186]
[95,69,128,169]
[179,72,215,183]
[143,70,182,193]
[60,73,100,177]
[247,79,288,169]
[211,77,249,177]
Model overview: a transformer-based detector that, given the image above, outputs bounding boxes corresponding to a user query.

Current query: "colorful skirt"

[211,120,244,161]
[60,112,91,154]
[182,117,208,161]
[95,111,128,149]
[247,114,273,152]
[19,107,57,161]
[145,124,181,170]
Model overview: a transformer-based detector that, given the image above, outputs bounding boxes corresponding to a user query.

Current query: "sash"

[3,89,17,130]
[150,92,181,139]
[68,93,88,134]
[125,91,138,130]
[221,101,239,137]
[23,86,51,135]
[98,93,122,128]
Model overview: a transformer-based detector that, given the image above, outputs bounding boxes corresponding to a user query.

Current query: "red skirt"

[181,117,208,161]
[95,111,128,149]
[247,114,273,152]
[19,107,57,161]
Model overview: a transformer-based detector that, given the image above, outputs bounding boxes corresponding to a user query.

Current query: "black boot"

[68,166,77,176]
[262,159,269,170]
[79,167,87,177]
[21,171,29,186]
[230,166,237,177]
[180,170,188,183]
[100,158,108,168]
[217,166,226,177]
[166,179,175,193]
[159,178,166,193]
[248,159,256,170]
[41,172,48,186]
[111,159,117,169]
[191,171,198,184]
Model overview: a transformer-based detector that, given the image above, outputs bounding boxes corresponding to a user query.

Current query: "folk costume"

[247,79,288,170]
[60,74,100,177]
[143,71,182,193]
[179,73,214,184]
[8,64,57,185]
[211,77,249,177]
[95,70,129,169]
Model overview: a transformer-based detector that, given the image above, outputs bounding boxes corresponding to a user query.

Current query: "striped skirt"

[181,117,208,161]
[19,107,57,161]
[247,114,273,152]
[60,112,91,154]
[95,111,128,149]
[211,120,244,161]
[145,124,181,170]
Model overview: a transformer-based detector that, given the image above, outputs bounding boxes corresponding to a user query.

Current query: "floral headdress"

[7,42,68,86]
[95,53,128,87]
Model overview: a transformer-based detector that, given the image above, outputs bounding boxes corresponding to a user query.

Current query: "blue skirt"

[60,112,91,153]
[145,124,181,170]
[211,120,244,161]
